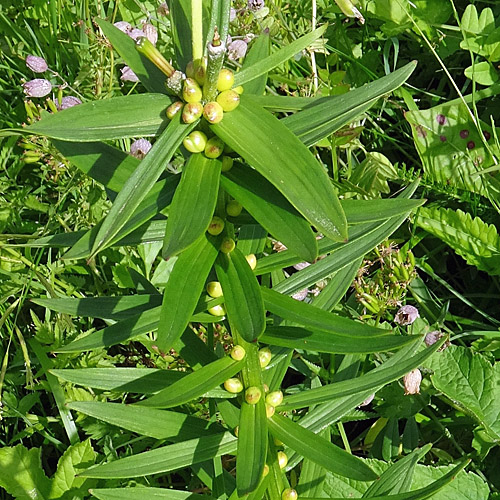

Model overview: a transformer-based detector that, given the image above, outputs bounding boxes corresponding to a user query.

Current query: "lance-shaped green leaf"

[212,99,347,241]
[262,287,389,337]
[281,338,446,410]
[136,356,244,408]
[341,198,425,225]
[27,94,171,141]
[215,248,266,343]
[163,154,221,258]
[80,432,237,478]
[237,399,268,495]
[96,18,167,94]
[268,414,378,481]
[221,163,317,262]
[261,326,419,354]
[67,401,224,440]
[91,488,210,500]
[90,115,195,257]
[233,25,327,87]
[157,233,220,351]
[242,31,270,95]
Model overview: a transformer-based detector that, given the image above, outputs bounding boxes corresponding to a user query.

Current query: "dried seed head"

[130,139,152,159]
[23,78,52,98]
[182,102,203,123]
[403,368,422,395]
[394,305,419,326]
[245,386,262,404]
[26,55,48,73]
[120,66,139,82]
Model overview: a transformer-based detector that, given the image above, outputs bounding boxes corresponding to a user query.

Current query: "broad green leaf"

[233,26,326,87]
[242,32,271,95]
[49,439,96,499]
[341,198,424,224]
[416,206,500,276]
[460,4,479,33]
[67,401,224,440]
[137,356,244,408]
[91,488,211,500]
[0,445,51,500]
[212,98,347,241]
[221,163,318,262]
[163,154,221,258]
[157,233,220,351]
[237,399,268,495]
[236,224,268,256]
[281,338,445,410]
[296,428,329,497]
[80,433,237,478]
[261,326,419,354]
[268,414,378,481]
[261,287,390,338]
[90,114,195,256]
[96,18,167,93]
[426,345,500,440]
[282,61,417,146]
[215,248,266,343]
[27,94,171,141]
[464,61,498,86]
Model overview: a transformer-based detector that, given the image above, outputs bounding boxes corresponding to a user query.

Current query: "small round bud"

[203,101,224,123]
[206,281,223,298]
[220,237,236,254]
[262,464,270,476]
[26,54,48,73]
[231,345,246,361]
[208,304,226,316]
[266,404,275,418]
[183,130,207,153]
[245,386,262,404]
[23,78,52,98]
[274,437,284,446]
[182,78,203,103]
[182,101,203,123]
[217,68,235,91]
[204,136,225,158]
[233,85,244,94]
[130,138,152,159]
[226,200,243,217]
[282,488,298,500]
[277,451,288,469]
[266,390,283,407]
[221,156,234,172]
[224,377,243,393]
[216,89,240,112]
[166,101,184,119]
[207,216,225,235]
[245,254,257,270]
[259,347,272,368]
[403,369,422,395]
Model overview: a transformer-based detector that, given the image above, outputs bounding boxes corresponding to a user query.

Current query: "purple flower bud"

[26,55,48,73]
[403,369,422,395]
[57,96,82,110]
[248,0,265,10]
[424,331,450,351]
[293,261,310,271]
[130,138,152,159]
[120,66,139,82]
[230,8,237,22]
[394,305,419,326]
[114,21,132,33]
[142,23,158,46]
[157,2,169,16]
[292,288,309,301]
[23,78,52,98]
[228,40,248,61]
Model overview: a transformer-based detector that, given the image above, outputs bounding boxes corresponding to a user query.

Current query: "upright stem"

[191,0,204,64]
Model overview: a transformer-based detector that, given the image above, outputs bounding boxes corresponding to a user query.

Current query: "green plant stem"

[337,422,352,454]
[192,0,204,64]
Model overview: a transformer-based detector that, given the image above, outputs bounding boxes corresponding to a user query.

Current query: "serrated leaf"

[416,206,500,275]
[212,98,347,241]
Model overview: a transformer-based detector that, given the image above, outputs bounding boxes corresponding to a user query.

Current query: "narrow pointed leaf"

[80,433,237,478]
[233,25,327,87]
[27,94,171,141]
[242,32,271,95]
[341,198,425,224]
[215,248,266,343]
[91,488,211,500]
[261,326,419,354]
[67,401,224,440]
[268,414,378,481]
[157,233,220,351]
[96,18,167,93]
[91,115,196,257]
[262,288,390,337]
[221,163,317,262]
[163,154,221,258]
[137,356,244,408]
[237,399,268,495]
[212,99,347,241]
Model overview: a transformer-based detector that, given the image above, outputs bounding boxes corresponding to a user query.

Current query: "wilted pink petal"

[292,289,309,301]
[57,96,82,110]
[130,138,152,159]
[120,66,139,82]
[403,369,422,395]
[293,261,310,271]
[394,305,419,326]
[424,331,450,351]
[23,78,52,97]
[229,8,237,21]
[228,39,248,60]
[114,21,132,33]
[142,23,158,45]
[128,28,146,41]
[157,2,169,16]
[26,55,48,73]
